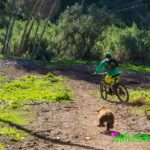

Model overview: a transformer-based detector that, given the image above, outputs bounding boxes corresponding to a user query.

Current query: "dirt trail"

[0,59,150,150]
[21,69,150,150]
[18,71,150,150]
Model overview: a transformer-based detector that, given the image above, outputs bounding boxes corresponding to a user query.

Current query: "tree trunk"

[40,0,58,39]
[81,0,85,12]
[36,0,58,53]
[19,0,41,55]
[6,9,18,56]
[2,0,16,55]
[32,0,47,56]
[20,0,46,56]
[24,0,45,52]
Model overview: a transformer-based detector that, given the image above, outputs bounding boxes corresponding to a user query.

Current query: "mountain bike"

[99,72,129,102]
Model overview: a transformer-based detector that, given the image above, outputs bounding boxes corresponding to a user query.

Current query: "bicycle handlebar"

[91,72,107,77]
[98,72,107,75]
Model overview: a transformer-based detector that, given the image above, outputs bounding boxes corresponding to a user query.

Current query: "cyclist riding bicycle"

[95,52,121,94]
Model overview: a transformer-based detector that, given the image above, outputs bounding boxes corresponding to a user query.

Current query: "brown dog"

[97,106,115,131]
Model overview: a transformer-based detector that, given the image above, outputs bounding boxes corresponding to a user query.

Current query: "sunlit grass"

[88,88,150,113]
[0,127,27,142]
[0,73,72,102]
[0,54,4,59]
[0,143,6,150]
[129,89,150,103]
[0,109,33,142]
[129,89,150,114]
[44,59,87,67]
[120,64,150,74]
[0,73,72,143]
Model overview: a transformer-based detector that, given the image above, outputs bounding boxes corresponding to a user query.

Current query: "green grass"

[44,59,87,67]
[88,88,150,113]
[120,64,150,74]
[0,127,27,142]
[129,89,150,102]
[129,89,150,114]
[0,54,4,59]
[0,73,72,102]
[0,73,72,144]
[0,143,6,150]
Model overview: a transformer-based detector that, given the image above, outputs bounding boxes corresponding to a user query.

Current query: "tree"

[2,0,18,56]
[18,0,41,55]
[35,0,58,58]
[56,3,118,59]
[32,0,47,56]
[23,0,45,53]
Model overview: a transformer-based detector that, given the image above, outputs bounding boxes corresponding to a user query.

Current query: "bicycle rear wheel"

[116,83,129,102]
[100,81,108,100]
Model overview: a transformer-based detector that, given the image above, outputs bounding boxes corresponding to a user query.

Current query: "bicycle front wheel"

[116,83,129,102]
[100,81,108,100]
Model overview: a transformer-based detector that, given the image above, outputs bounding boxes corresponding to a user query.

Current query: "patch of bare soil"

[0,59,150,150]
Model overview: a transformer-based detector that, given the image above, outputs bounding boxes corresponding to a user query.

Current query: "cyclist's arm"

[96,61,105,75]
[113,58,119,67]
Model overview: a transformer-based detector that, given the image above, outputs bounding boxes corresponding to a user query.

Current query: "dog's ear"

[97,107,101,112]
[98,106,107,112]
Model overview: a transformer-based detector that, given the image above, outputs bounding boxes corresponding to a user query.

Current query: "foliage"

[0,3,150,64]
[0,20,57,60]
[60,0,150,28]
[1,0,150,28]
[0,0,11,28]
[55,3,119,59]
[98,24,150,64]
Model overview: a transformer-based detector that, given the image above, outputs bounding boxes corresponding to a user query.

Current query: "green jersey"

[96,59,121,77]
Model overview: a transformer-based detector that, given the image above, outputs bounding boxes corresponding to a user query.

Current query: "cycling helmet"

[105,52,112,59]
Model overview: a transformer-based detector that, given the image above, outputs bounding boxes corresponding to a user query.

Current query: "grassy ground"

[41,59,150,114]
[1,55,150,74]
[44,59,87,67]
[0,73,72,145]
[88,88,150,113]
[0,143,6,150]
[120,64,150,74]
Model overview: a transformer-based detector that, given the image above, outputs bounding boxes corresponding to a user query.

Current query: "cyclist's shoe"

[107,89,113,95]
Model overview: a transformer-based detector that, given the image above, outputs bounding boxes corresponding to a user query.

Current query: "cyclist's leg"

[112,75,120,92]
[113,76,126,95]
[105,75,113,94]
[105,75,111,84]
[112,75,120,84]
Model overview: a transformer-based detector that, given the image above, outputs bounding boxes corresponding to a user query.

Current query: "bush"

[98,23,150,64]
[55,3,118,60]
[0,20,57,60]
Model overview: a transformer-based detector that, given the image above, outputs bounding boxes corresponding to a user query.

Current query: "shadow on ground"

[0,119,103,150]
[13,59,150,89]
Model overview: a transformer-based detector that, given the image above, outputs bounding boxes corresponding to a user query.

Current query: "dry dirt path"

[17,69,150,150]
[0,59,150,150]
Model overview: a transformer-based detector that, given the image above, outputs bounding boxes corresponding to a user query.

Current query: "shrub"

[98,23,150,64]
[0,20,57,60]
